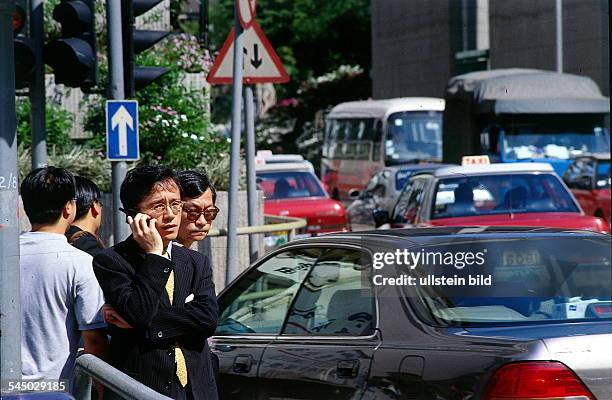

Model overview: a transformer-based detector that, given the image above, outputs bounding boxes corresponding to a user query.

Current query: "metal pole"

[0,0,22,380]
[199,0,208,48]
[244,86,258,263]
[107,0,130,245]
[225,4,244,285]
[556,0,563,73]
[30,0,47,169]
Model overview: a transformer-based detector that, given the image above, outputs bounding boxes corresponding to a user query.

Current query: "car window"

[257,171,327,199]
[406,236,611,326]
[216,248,321,334]
[431,173,579,218]
[283,248,375,336]
[392,179,426,224]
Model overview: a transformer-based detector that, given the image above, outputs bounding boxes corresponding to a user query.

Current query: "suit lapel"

[170,244,192,306]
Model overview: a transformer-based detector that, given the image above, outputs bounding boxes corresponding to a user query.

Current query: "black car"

[211,227,612,400]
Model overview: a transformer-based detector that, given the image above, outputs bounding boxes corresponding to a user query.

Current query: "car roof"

[573,153,611,162]
[284,226,608,249]
[383,163,453,173]
[327,97,445,119]
[431,162,554,178]
[256,162,315,173]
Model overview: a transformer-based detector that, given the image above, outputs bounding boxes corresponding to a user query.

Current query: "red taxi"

[256,157,348,238]
[563,154,611,223]
[373,161,610,233]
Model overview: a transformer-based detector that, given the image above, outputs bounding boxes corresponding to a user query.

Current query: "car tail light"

[484,362,594,400]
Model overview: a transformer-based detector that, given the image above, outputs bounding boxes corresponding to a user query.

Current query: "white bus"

[322,97,445,201]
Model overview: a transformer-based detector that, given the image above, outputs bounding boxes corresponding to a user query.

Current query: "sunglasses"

[183,205,219,222]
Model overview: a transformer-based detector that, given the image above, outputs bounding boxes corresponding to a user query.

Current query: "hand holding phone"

[120,208,163,255]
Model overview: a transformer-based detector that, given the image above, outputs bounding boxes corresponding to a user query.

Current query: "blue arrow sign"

[106,100,139,161]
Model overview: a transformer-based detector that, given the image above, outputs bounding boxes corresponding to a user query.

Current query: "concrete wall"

[371,0,610,98]
[489,0,609,95]
[371,0,454,98]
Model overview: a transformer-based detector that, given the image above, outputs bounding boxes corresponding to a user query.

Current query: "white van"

[321,97,445,201]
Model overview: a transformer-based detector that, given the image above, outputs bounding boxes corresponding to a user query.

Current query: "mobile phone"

[119,208,151,224]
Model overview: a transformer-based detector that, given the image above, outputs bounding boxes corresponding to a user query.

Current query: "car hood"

[428,212,609,232]
[459,322,612,399]
[264,197,346,218]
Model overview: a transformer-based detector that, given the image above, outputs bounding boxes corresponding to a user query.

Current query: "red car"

[563,154,611,223]
[256,160,348,238]
[373,162,610,233]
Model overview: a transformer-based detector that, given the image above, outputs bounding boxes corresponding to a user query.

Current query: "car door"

[212,248,323,400]
[257,246,380,400]
[566,159,596,214]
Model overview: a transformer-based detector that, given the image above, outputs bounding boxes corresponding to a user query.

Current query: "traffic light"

[13,1,35,88]
[122,0,170,95]
[45,0,97,90]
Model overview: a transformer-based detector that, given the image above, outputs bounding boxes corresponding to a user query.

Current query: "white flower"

[161,120,170,127]
[181,114,188,122]
[182,132,188,138]
[190,134,198,140]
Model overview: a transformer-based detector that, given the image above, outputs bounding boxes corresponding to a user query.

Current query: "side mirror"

[372,208,390,228]
[348,188,361,199]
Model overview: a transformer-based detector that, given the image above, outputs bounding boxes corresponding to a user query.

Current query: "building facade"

[371,0,609,99]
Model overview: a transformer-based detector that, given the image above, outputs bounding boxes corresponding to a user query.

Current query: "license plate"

[502,250,540,266]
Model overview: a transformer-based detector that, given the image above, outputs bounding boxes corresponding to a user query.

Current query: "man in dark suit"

[93,165,218,400]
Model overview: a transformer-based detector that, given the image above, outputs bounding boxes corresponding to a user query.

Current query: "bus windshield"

[504,124,610,161]
[385,111,442,165]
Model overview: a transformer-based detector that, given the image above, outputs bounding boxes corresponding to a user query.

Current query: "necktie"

[163,252,189,387]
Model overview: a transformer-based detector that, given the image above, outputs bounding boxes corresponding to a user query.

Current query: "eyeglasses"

[184,205,219,222]
[144,200,184,218]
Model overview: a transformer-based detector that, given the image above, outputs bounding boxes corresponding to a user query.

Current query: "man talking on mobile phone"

[92,165,218,400]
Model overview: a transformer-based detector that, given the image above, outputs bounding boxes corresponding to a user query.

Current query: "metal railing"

[207,214,307,241]
[73,354,171,400]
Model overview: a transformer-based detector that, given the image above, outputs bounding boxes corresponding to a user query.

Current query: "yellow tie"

[163,252,188,387]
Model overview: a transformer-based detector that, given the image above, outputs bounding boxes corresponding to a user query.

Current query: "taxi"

[256,154,348,242]
[212,227,612,400]
[374,157,610,233]
[563,154,611,223]
[346,164,449,231]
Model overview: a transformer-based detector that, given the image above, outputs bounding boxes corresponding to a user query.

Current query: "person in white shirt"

[20,167,108,386]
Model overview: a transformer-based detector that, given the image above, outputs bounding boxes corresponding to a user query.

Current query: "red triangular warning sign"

[207,21,289,84]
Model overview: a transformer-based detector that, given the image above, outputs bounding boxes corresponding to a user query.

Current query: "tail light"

[484,361,594,400]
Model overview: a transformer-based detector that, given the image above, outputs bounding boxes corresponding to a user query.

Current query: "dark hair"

[21,166,76,224]
[176,169,217,203]
[120,165,179,210]
[74,176,102,220]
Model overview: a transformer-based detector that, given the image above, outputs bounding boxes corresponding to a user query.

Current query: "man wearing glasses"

[93,165,218,400]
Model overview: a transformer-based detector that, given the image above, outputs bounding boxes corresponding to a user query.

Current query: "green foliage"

[18,144,116,192]
[15,98,73,152]
[209,0,371,91]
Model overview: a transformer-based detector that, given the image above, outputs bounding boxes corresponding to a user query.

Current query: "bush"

[16,98,73,152]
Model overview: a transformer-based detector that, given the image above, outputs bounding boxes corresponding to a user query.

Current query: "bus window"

[372,120,383,162]
[384,111,442,165]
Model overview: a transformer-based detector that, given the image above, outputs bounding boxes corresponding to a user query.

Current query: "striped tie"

[163,252,188,387]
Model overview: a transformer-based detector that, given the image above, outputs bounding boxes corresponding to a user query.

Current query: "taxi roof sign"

[462,155,490,165]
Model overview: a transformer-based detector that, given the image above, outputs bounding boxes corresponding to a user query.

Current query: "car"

[375,162,610,233]
[256,158,348,242]
[346,164,450,231]
[210,226,612,399]
[563,154,611,223]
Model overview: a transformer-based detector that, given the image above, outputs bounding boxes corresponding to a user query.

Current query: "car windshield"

[596,161,611,188]
[504,126,610,160]
[385,111,442,165]
[257,171,327,199]
[431,173,579,219]
[404,236,611,326]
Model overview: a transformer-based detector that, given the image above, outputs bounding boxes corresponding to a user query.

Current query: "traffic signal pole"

[30,0,47,169]
[0,0,22,380]
[225,4,244,285]
[107,0,130,245]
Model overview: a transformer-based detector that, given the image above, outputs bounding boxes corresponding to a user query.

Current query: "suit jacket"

[66,225,104,257]
[93,237,219,399]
